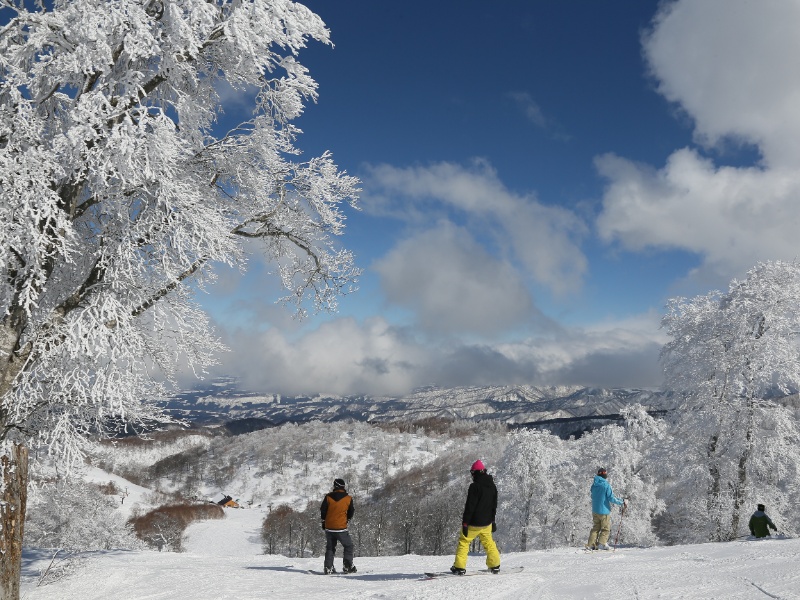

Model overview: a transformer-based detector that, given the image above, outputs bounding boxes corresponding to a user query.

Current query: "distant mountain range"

[162,378,681,438]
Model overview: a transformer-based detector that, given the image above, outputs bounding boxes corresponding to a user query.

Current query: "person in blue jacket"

[586,467,627,550]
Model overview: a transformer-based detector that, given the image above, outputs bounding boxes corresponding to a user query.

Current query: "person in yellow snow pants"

[450,459,501,574]
[453,524,500,570]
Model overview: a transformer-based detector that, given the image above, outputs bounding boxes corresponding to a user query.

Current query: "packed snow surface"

[20,506,800,599]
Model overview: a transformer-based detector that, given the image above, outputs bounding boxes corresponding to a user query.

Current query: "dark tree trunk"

[520,497,531,552]
[730,402,755,540]
[0,443,29,600]
[707,434,722,542]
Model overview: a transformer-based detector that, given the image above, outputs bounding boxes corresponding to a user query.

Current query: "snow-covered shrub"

[25,480,143,551]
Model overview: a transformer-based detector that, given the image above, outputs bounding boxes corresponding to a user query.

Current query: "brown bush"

[128,503,224,551]
[96,480,121,495]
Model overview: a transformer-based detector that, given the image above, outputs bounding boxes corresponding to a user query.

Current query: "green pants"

[453,524,500,570]
[588,513,612,546]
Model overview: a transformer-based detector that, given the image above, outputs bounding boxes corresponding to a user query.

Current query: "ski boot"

[449,566,466,576]
[323,566,337,574]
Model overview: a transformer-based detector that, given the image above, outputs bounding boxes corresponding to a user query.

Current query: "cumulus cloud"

[362,160,588,294]
[597,0,800,282]
[644,0,800,167]
[373,223,541,336]
[596,150,800,275]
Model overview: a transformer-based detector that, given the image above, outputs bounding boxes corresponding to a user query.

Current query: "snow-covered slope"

[20,506,800,599]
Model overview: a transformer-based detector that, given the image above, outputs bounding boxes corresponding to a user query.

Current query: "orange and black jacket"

[320,489,354,531]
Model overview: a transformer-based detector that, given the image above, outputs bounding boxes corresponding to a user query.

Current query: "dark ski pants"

[324,530,354,568]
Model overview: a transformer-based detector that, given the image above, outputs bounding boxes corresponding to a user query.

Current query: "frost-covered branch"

[0,0,359,466]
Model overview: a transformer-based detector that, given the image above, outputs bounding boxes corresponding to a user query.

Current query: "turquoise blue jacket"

[590,475,624,515]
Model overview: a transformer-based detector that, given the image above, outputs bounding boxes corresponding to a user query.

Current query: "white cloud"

[213,317,430,397]
[596,150,800,275]
[207,312,666,396]
[372,222,539,336]
[496,311,668,389]
[644,0,800,167]
[597,0,800,282]
[362,160,588,294]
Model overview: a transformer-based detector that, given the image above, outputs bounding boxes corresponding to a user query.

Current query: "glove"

[321,521,326,531]
[462,524,469,537]
[491,523,497,533]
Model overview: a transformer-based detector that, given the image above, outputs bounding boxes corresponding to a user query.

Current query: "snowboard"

[423,566,524,579]
[306,569,368,576]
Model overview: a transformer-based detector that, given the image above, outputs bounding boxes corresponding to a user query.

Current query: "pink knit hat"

[470,459,486,472]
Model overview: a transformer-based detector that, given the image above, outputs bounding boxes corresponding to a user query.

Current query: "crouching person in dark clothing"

[749,504,778,538]
[320,478,356,574]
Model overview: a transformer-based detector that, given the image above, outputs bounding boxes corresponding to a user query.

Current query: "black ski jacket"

[461,472,497,527]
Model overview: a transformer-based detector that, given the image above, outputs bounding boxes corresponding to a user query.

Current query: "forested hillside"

[24,397,800,559]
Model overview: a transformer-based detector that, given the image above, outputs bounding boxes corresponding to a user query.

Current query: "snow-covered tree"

[577,409,665,547]
[660,261,800,542]
[0,0,359,595]
[500,412,665,551]
[24,479,142,552]
[499,429,585,551]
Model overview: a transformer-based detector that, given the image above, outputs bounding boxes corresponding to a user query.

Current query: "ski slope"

[20,506,800,599]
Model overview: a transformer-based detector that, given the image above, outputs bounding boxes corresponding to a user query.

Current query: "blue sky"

[199,0,800,396]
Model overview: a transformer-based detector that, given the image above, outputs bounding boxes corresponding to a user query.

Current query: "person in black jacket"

[749,504,778,538]
[450,459,501,575]
[320,478,356,574]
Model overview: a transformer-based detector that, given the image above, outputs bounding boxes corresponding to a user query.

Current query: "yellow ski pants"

[452,524,500,570]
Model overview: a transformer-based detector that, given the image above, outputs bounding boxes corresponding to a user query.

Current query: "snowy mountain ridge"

[164,379,679,436]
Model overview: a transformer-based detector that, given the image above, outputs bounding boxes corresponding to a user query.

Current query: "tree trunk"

[520,497,531,552]
[0,443,29,600]
[706,434,722,542]
[730,402,755,540]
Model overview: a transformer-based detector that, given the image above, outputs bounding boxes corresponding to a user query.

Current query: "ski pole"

[613,500,628,550]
